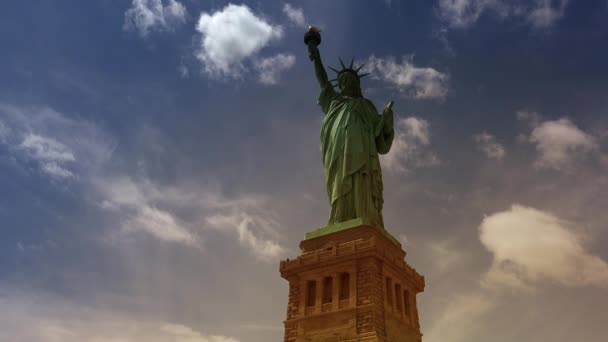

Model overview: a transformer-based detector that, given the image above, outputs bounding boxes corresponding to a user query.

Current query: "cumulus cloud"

[124,0,187,37]
[527,118,596,170]
[196,4,283,79]
[254,53,296,85]
[381,117,440,173]
[479,204,608,291]
[283,3,306,27]
[365,55,449,99]
[473,132,506,160]
[437,0,569,30]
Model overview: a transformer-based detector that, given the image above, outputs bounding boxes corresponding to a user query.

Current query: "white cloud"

[528,0,569,29]
[528,118,596,170]
[437,0,569,30]
[0,119,9,142]
[282,3,306,27]
[178,64,189,78]
[206,214,285,261]
[202,192,286,262]
[0,104,114,181]
[41,162,75,179]
[0,104,196,246]
[381,117,440,173]
[425,292,497,342]
[427,240,466,273]
[254,53,296,85]
[479,204,608,291]
[0,103,285,260]
[98,176,286,261]
[196,4,283,79]
[365,55,449,99]
[473,132,506,160]
[516,110,541,127]
[97,177,198,247]
[0,290,240,342]
[124,0,187,37]
[20,133,76,178]
[437,0,501,29]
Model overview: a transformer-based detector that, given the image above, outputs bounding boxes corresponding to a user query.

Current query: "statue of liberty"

[305,27,395,229]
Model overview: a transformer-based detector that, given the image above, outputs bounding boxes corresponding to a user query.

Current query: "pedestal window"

[386,277,393,306]
[322,277,333,304]
[339,273,350,300]
[306,280,316,307]
[404,289,411,317]
[395,284,402,314]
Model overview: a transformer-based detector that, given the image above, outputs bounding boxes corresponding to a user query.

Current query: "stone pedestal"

[280,221,425,342]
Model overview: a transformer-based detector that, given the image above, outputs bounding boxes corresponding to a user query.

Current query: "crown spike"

[328,66,340,74]
[339,57,346,69]
[359,73,370,78]
[349,57,354,69]
[355,63,365,73]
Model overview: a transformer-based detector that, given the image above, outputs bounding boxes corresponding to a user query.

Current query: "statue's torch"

[304,26,322,47]
[304,26,321,61]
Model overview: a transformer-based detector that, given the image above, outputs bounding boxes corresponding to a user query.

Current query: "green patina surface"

[305,217,401,247]
[306,28,395,231]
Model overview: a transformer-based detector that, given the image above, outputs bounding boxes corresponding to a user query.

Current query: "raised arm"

[307,43,331,90]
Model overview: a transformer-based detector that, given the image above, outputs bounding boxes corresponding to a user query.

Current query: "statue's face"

[339,72,361,97]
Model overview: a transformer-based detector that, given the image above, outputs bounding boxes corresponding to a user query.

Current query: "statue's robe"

[318,84,394,229]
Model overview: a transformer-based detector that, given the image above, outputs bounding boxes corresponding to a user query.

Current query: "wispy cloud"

[527,0,570,29]
[0,119,9,142]
[479,204,608,291]
[425,291,497,342]
[124,0,187,37]
[254,53,296,85]
[473,132,506,160]
[20,133,76,179]
[0,103,286,259]
[427,239,467,273]
[0,104,114,181]
[381,117,440,173]
[94,175,289,260]
[97,176,287,260]
[201,191,287,262]
[436,0,569,31]
[195,4,283,79]
[0,289,240,342]
[436,0,508,29]
[97,177,198,247]
[365,55,449,99]
[282,3,306,27]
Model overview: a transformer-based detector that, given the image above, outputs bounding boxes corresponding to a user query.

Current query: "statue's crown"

[329,57,370,85]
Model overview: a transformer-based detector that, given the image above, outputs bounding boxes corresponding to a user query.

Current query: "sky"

[1,0,608,341]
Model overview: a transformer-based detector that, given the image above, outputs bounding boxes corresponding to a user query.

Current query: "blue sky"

[1,1,608,341]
